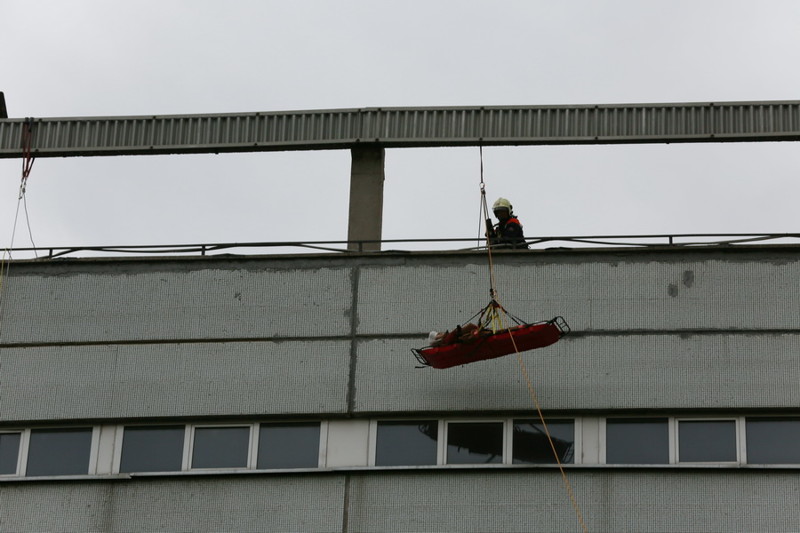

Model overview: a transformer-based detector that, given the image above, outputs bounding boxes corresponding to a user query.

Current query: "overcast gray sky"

[2,0,799,255]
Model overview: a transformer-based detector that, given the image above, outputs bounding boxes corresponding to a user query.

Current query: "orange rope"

[479,146,588,532]
[492,296,588,533]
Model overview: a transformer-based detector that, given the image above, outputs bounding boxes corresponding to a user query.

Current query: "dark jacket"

[489,216,528,249]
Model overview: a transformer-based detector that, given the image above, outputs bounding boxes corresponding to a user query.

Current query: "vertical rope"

[0,120,38,471]
[19,119,37,255]
[510,329,589,532]
[478,145,588,532]
[490,298,589,533]
[479,145,498,302]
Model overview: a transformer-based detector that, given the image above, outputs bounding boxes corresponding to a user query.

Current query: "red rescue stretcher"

[412,316,569,369]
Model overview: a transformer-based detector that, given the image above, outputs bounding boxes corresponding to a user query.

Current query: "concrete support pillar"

[347,146,385,251]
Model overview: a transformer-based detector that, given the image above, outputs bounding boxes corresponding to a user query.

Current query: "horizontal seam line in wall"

[3,463,800,485]
[567,329,800,337]
[1,329,800,349]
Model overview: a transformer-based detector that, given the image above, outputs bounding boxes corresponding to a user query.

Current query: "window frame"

[113,421,327,474]
[186,423,257,471]
[443,418,507,465]
[368,419,443,467]
[600,416,670,465]
[256,420,326,470]
[601,416,744,465]
[742,416,800,465]
[0,430,24,477]
[674,417,742,465]
[20,426,99,477]
[113,423,188,474]
[510,417,580,466]
[369,418,581,467]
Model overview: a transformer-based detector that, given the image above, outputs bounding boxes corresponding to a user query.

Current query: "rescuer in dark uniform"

[487,197,528,249]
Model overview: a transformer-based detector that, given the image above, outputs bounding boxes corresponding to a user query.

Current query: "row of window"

[1,416,799,478]
[377,417,800,466]
[0,422,321,477]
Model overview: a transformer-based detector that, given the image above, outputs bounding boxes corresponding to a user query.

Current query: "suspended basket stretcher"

[411,301,570,369]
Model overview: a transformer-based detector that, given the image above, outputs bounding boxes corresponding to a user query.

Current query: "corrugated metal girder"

[1,101,800,158]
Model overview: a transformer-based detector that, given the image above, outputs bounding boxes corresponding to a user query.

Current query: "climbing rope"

[501,305,588,533]
[4,118,38,260]
[478,145,499,303]
[2,118,37,290]
[19,118,37,253]
[1,119,37,289]
[478,146,589,533]
[1,119,39,430]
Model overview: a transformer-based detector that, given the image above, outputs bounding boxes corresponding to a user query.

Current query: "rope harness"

[478,146,588,533]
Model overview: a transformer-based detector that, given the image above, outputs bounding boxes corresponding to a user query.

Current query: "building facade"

[1,245,799,532]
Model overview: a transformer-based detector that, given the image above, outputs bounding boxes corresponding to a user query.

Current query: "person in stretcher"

[427,323,489,347]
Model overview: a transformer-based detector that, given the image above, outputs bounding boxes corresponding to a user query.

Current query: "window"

[746,418,800,464]
[191,426,250,469]
[606,418,669,464]
[0,432,21,475]
[26,428,93,477]
[446,422,503,464]
[513,419,574,464]
[678,420,736,462]
[257,423,320,469]
[120,425,185,473]
[375,421,438,466]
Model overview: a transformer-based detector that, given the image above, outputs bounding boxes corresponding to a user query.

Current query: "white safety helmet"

[493,197,512,212]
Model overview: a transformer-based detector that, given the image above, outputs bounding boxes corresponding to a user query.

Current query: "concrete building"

[2,101,800,531]
[1,242,800,532]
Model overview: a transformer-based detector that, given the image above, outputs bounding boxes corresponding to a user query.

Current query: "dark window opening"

[0,433,21,475]
[191,426,249,469]
[678,420,736,462]
[26,428,92,477]
[746,418,800,464]
[447,422,503,464]
[257,423,320,469]
[120,425,185,473]
[606,418,669,464]
[513,419,574,464]
[375,421,438,466]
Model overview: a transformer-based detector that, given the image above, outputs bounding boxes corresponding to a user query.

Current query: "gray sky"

[2,0,800,255]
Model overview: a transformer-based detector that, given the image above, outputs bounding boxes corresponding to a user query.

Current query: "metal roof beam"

[1,101,800,159]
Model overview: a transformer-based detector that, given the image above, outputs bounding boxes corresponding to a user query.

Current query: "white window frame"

[737,416,747,464]
[368,419,442,467]
[435,420,446,465]
[370,418,580,468]
[255,420,327,470]
[674,417,741,465]
[509,417,581,466]
[600,416,672,465]
[443,419,507,466]
[186,423,256,471]
[740,415,800,465]
[0,429,25,477]
[600,416,742,465]
[19,426,99,477]
[112,423,188,474]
